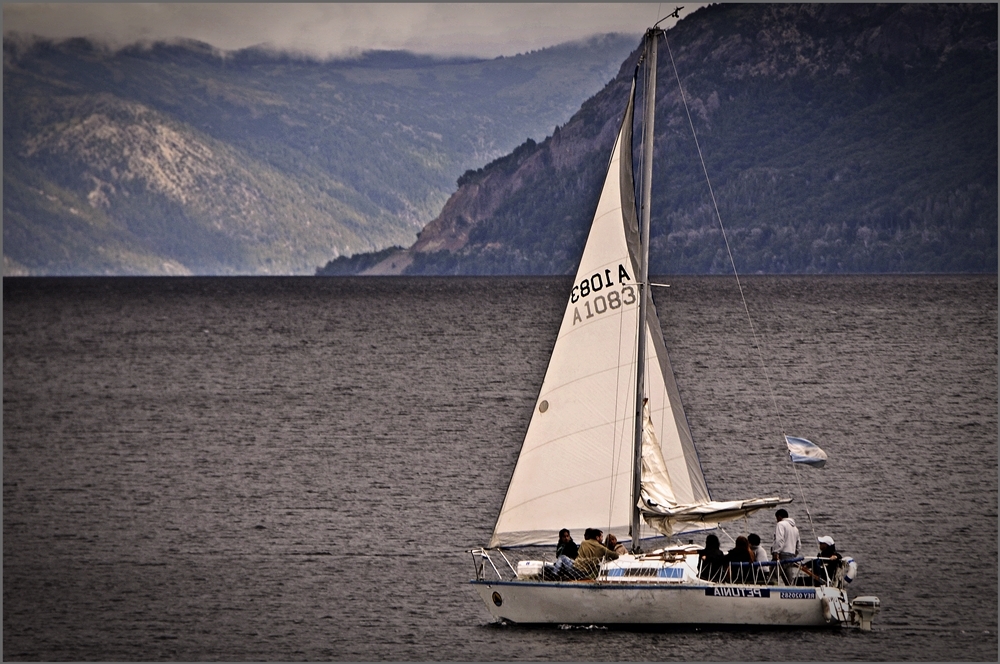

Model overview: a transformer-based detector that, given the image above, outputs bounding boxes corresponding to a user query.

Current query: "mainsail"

[487,73,784,549]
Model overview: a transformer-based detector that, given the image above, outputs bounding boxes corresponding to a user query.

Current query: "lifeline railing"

[470,549,846,589]
[469,548,516,582]
[699,557,845,588]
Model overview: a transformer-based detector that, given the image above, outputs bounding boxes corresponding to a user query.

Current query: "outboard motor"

[850,596,881,631]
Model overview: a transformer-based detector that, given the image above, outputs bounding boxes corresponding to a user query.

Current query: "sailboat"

[469,26,880,629]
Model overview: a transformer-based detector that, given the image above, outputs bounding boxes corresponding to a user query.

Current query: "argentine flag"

[785,436,827,467]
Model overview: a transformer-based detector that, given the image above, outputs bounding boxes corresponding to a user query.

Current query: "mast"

[631,28,658,552]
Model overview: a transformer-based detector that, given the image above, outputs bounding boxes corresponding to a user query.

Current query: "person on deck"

[726,536,755,583]
[604,533,628,555]
[771,508,801,584]
[573,528,619,578]
[551,528,579,578]
[809,535,842,586]
[748,533,770,584]
[698,534,727,582]
[748,533,769,565]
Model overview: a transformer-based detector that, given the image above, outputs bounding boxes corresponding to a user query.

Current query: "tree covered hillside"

[330,4,996,276]
[4,34,639,275]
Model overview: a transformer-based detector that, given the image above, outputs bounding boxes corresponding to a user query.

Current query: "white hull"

[471,579,849,627]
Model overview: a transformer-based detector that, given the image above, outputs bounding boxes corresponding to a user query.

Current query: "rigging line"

[628,43,651,544]
[652,3,664,30]
[637,50,648,254]
[613,298,643,542]
[662,31,821,547]
[661,33,785,439]
[790,460,819,548]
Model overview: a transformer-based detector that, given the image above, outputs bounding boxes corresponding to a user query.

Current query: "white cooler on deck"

[516,560,545,580]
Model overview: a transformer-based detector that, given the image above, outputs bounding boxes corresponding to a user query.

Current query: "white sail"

[488,81,642,547]
[488,76,785,549]
[489,77,723,548]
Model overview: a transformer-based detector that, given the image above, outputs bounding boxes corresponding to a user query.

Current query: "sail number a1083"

[570,264,636,325]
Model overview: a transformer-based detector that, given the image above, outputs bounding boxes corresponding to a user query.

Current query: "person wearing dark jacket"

[556,529,578,560]
[726,535,755,583]
[698,534,727,581]
[551,528,579,578]
[810,535,842,586]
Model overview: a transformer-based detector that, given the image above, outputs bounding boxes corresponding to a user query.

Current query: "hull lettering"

[706,587,771,598]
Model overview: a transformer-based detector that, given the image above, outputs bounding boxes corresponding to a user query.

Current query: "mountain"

[321,4,997,276]
[3,33,640,275]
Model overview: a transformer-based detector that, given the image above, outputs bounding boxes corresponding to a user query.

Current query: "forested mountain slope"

[321,4,996,276]
[3,33,639,275]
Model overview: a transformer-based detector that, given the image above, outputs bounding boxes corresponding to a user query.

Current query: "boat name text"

[706,587,771,598]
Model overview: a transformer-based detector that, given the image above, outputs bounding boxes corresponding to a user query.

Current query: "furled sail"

[640,401,789,536]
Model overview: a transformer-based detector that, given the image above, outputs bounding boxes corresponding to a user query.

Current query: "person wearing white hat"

[811,535,842,586]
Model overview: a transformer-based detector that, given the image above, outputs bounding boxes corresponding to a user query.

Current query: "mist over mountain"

[320,3,997,276]
[3,32,639,275]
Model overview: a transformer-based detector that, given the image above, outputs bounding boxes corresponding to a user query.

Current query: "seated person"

[549,528,579,578]
[809,535,842,586]
[726,535,754,583]
[748,533,769,564]
[572,528,619,578]
[698,534,727,582]
[604,533,628,555]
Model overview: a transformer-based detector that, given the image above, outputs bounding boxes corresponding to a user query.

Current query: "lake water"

[3,275,997,661]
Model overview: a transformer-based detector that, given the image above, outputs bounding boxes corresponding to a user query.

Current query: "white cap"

[817,535,835,546]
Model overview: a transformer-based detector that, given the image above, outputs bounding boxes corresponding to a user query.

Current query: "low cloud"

[3,2,690,58]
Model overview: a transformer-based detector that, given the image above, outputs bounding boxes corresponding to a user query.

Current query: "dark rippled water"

[3,275,996,661]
